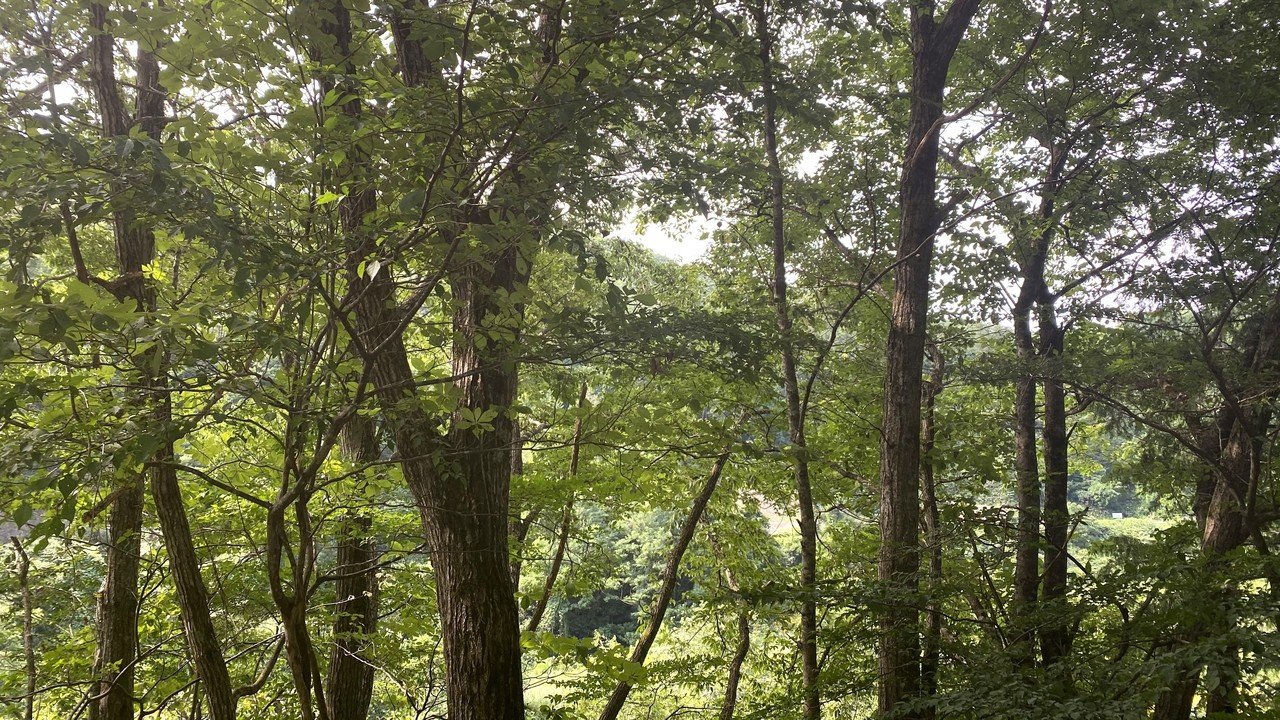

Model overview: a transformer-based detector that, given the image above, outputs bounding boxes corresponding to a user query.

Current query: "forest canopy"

[1,0,1278,719]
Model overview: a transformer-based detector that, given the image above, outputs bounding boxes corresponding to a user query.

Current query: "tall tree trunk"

[85,6,148,718]
[750,5,820,717]
[1037,308,1071,668]
[311,5,531,717]
[85,12,236,720]
[152,453,237,720]
[877,2,980,716]
[920,346,945,713]
[1010,272,1041,666]
[327,414,380,720]
[597,437,739,720]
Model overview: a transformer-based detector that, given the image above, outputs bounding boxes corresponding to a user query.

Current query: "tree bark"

[1010,257,1042,666]
[1153,293,1280,719]
[597,437,738,720]
[312,5,532,717]
[327,414,380,720]
[85,6,148,718]
[750,5,820,717]
[152,453,237,720]
[1037,307,1071,668]
[877,2,980,716]
[84,10,230,719]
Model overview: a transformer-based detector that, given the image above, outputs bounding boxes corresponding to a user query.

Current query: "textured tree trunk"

[327,414,380,720]
[84,10,236,719]
[751,6,820,717]
[85,6,148,718]
[309,5,530,716]
[597,439,738,720]
[152,452,237,720]
[89,479,144,720]
[1010,289,1041,666]
[1038,308,1071,668]
[877,3,979,716]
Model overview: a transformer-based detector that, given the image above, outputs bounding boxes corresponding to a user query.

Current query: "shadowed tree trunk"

[1010,241,1043,666]
[327,414,380,720]
[85,6,150,717]
[1153,292,1280,720]
[1038,306,1071,668]
[315,4,541,716]
[877,2,980,716]
[920,345,945,713]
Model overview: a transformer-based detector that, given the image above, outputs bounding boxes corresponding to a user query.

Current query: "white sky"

[618,216,713,264]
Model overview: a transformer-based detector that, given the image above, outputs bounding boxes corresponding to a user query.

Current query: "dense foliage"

[1,0,1278,719]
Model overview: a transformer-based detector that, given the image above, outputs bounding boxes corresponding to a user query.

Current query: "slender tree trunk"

[597,437,739,720]
[327,414,380,720]
[720,585,751,720]
[1012,137,1069,669]
[920,346,945,713]
[526,502,573,634]
[526,382,587,632]
[750,5,819,717]
[877,3,980,716]
[705,523,751,720]
[152,452,237,720]
[12,539,35,720]
[509,424,536,586]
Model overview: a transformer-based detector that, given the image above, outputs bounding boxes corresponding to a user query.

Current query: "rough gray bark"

[597,438,738,720]
[877,2,980,716]
[750,5,819,716]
